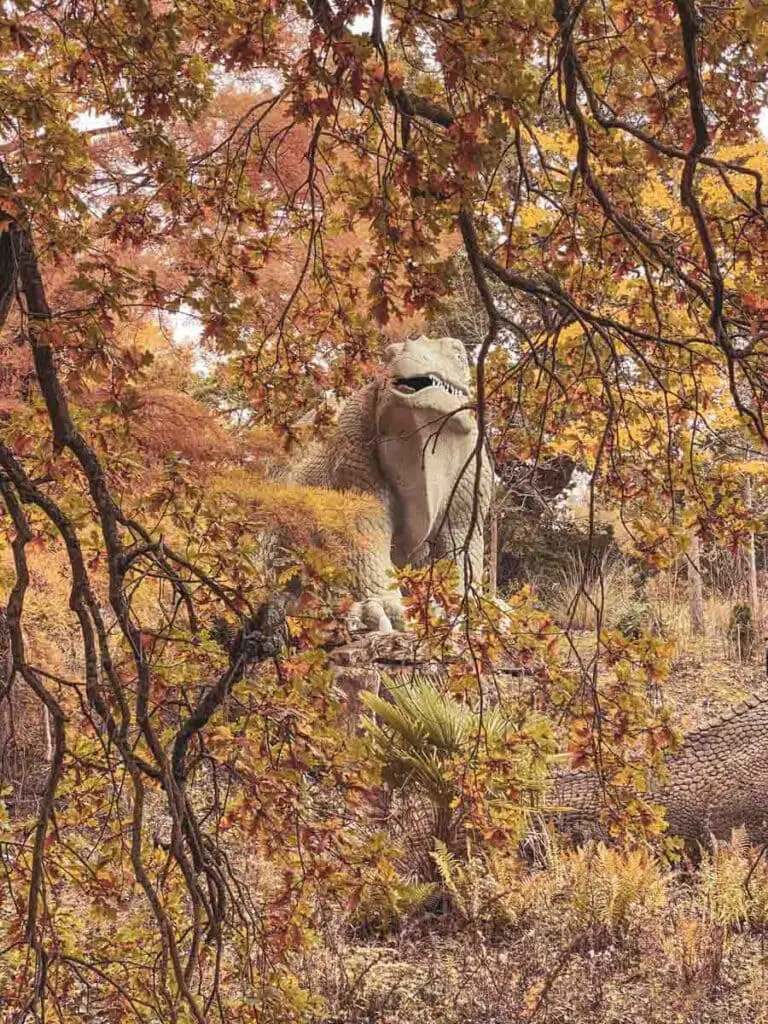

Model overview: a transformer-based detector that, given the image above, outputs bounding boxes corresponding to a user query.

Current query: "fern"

[431,840,467,917]
[431,839,506,924]
[351,868,438,933]
[564,843,668,933]
[729,825,750,860]
[698,841,750,928]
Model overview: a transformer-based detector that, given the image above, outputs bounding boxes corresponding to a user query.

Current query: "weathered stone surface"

[326,628,527,728]
[327,630,444,722]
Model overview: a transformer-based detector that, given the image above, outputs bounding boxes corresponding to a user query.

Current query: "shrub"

[362,677,555,874]
[728,603,755,662]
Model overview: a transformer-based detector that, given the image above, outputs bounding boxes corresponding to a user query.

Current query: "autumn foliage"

[1,0,768,1020]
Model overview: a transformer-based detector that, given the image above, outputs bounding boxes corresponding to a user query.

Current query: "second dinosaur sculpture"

[291,335,492,631]
[554,689,768,849]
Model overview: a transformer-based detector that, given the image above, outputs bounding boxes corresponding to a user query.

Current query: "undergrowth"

[306,834,768,1023]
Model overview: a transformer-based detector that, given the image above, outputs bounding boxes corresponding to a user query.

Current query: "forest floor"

[7,616,768,1022]
[663,636,764,729]
[306,634,768,1024]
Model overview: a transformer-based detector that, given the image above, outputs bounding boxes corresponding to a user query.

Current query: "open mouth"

[393,374,468,398]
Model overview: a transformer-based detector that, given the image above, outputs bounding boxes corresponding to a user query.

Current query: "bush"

[728,603,755,662]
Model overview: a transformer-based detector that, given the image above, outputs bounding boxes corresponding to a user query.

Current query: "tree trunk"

[488,507,498,600]
[688,532,705,635]
[743,476,760,629]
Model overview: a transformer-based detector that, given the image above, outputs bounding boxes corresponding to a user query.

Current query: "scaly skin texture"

[553,690,768,848]
[292,336,492,631]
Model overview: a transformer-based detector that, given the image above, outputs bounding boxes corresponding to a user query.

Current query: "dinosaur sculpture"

[291,335,492,631]
[553,689,768,848]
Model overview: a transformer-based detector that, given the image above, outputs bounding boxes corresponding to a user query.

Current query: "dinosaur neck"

[376,400,477,564]
[294,386,388,497]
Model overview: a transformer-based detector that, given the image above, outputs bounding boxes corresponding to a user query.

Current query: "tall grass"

[541,552,638,632]
[305,834,768,1023]
[645,572,761,665]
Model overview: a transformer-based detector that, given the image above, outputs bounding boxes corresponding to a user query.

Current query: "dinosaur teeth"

[428,375,461,397]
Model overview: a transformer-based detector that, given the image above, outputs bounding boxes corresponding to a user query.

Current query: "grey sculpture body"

[291,336,492,631]
[554,690,768,847]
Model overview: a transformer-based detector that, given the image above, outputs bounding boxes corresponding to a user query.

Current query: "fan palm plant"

[362,676,553,863]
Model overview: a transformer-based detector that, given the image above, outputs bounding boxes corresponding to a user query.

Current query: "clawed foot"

[350,595,407,633]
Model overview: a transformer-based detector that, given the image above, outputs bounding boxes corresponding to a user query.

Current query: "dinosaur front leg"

[349,507,406,632]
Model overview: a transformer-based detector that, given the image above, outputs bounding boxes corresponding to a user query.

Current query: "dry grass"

[541,559,765,723]
[641,575,765,729]
[303,835,768,1023]
[541,552,638,632]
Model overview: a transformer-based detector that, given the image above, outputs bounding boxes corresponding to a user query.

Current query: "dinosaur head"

[381,335,473,433]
